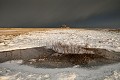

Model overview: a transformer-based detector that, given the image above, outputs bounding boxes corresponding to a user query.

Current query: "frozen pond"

[0,60,120,80]
[0,46,120,80]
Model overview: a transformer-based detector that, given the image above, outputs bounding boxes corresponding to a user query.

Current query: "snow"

[0,60,120,80]
[0,29,120,52]
[104,71,120,80]
[0,29,120,80]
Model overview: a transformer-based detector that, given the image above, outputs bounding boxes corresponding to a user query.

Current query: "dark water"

[0,46,120,68]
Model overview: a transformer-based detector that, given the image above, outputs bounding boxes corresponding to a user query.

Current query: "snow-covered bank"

[0,29,120,52]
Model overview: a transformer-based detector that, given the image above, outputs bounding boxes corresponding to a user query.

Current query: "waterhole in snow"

[0,46,120,68]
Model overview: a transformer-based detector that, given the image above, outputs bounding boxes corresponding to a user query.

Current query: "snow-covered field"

[0,29,120,80]
[0,29,120,52]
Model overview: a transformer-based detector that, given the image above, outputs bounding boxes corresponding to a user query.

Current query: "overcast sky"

[0,0,120,28]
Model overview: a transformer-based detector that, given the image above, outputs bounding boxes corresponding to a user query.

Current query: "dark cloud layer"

[0,0,120,28]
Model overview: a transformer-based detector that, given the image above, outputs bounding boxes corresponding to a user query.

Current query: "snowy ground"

[0,60,120,80]
[0,29,120,52]
[0,29,120,80]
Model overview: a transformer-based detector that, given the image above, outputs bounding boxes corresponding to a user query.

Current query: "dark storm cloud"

[0,0,120,28]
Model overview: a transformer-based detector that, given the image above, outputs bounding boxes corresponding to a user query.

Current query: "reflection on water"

[0,46,120,68]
